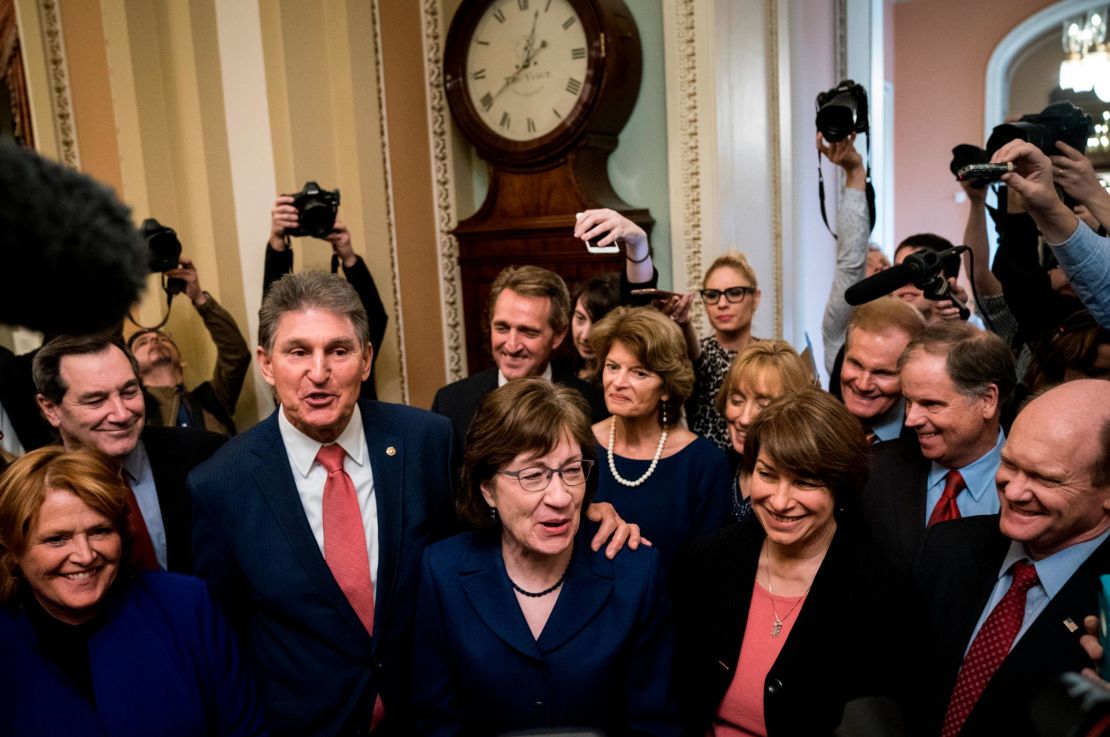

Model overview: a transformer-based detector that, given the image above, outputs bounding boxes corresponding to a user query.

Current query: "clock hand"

[489,14,547,106]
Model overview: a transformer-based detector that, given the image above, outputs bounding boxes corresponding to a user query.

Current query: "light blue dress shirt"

[1050,220,1110,329]
[923,428,1004,525]
[871,402,905,443]
[965,529,1110,655]
[122,440,168,570]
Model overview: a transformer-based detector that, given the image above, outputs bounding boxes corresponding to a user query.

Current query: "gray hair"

[258,272,370,352]
[899,321,1016,407]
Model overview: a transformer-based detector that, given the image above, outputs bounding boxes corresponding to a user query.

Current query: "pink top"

[709,579,807,737]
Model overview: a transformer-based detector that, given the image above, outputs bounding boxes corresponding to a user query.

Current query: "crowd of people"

[0,121,1109,737]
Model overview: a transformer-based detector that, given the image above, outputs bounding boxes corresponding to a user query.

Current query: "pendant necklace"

[607,417,667,487]
[764,556,812,638]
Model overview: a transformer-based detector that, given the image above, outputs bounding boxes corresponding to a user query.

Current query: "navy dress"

[411,529,681,737]
[595,436,732,568]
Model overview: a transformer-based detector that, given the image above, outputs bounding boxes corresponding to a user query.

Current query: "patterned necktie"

[316,444,385,728]
[124,477,160,570]
[928,469,965,527]
[940,561,1040,737]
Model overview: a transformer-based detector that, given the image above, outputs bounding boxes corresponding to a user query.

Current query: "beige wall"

[13,0,450,425]
[893,0,1056,245]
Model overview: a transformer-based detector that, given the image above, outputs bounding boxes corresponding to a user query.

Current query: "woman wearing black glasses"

[687,252,763,453]
[411,378,680,737]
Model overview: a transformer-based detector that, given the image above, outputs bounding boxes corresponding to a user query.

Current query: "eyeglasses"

[700,286,757,304]
[497,459,595,492]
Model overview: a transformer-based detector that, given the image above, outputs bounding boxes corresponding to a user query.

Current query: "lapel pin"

[386,446,397,457]
[1063,618,1079,633]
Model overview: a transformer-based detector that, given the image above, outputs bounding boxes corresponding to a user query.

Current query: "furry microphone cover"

[0,138,147,335]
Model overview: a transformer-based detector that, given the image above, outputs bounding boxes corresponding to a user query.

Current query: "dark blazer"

[431,366,606,444]
[0,572,266,737]
[189,400,456,737]
[411,529,680,737]
[141,425,226,573]
[0,345,55,451]
[860,434,931,577]
[914,515,1110,737]
[672,516,915,737]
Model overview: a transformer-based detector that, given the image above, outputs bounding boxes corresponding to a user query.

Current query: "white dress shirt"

[277,406,379,596]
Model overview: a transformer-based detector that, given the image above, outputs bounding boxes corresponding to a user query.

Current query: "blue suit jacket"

[189,400,456,737]
[411,529,681,737]
[0,573,266,737]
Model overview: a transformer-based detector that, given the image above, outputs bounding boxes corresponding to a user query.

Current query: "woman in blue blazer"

[412,378,681,737]
[0,446,266,737]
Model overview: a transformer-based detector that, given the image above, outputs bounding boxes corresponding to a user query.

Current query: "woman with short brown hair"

[414,378,680,736]
[674,390,908,736]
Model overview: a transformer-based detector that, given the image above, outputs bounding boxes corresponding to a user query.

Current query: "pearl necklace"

[607,418,668,487]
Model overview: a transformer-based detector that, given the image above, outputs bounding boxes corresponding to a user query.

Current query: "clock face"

[464,0,590,142]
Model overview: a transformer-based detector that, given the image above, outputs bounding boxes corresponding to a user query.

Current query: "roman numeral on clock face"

[562,16,576,30]
[566,78,582,95]
[500,111,511,129]
[571,47,586,60]
[493,8,506,23]
[481,93,494,111]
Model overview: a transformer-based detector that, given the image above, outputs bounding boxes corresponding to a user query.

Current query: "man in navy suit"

[431,265,605,444]
[860,321,1014,576]
[33,334,224,572]
[190,272,454,737]
[191,272,637,737]
[915,379,1110,737]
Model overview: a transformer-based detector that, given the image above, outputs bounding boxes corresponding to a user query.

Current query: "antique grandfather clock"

[444,0,651,374]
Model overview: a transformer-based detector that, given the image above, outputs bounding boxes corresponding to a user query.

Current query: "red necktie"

[124,480,160,570]
[316,444,385,729]
[928,469,965,527]
[940,561,1040,737]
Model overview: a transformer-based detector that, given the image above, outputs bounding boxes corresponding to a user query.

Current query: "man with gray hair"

[190,271,640,736]
[189,271,455,736]
[860,321,1016,575]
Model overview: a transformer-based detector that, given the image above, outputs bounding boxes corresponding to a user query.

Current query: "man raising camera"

[129,257,251,437]
[266,193,388,399]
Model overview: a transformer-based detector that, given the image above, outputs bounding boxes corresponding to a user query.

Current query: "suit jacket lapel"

[248,411,372,647]
[361,401,403,653]
[538,541,614,653]
[457,536,543,661]
[894,439,929,559]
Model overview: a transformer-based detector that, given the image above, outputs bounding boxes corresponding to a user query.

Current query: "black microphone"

[0,139,147,335]
[844,250,941,306]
